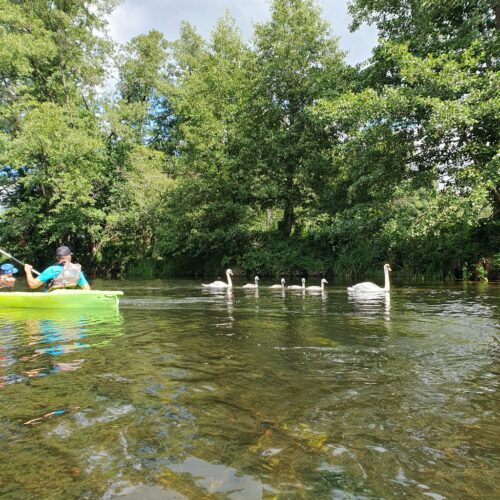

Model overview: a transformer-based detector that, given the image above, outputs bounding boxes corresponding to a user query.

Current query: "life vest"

[48,263,82,291]
[0,276,15,291]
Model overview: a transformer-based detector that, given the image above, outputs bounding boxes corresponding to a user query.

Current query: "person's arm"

[78,272,91,290]
[24,264,44,289]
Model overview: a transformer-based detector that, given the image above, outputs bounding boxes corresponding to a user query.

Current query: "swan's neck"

[384,268,390,291]
[226,271,233,287]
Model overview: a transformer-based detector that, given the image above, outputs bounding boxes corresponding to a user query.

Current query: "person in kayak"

[0,263,18,291]
[24,246,91,291]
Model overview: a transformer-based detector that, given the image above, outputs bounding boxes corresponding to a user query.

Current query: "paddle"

[0,248,40,276]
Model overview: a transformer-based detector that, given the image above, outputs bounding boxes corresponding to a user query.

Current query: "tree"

[247,0,348,237]
[161,15,255,270]
[0,0,116,266]
[98,30,173,273]
[3,104,107,263]
[349,0,498,57]
[306,0,500,274]
[348,0,499,217]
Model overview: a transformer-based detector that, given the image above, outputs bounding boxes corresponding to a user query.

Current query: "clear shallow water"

[0,279,498,499]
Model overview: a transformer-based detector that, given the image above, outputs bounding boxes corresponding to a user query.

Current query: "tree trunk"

[266,208,272,227]
[279,169,295,237]
[280,201,295,237]
[491,187,500,219]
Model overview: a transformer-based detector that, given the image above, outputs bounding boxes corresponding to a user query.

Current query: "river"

[0,279,498,499]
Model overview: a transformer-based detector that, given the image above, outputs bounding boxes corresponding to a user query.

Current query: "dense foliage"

[0,0,498,279]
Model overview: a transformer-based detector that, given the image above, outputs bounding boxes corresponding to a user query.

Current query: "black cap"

[56,246,73,257]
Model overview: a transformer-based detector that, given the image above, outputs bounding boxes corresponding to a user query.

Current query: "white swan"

[242,276,259,289]
[288,278,306,290]
[269,278,286,289]
[202,269,233,288]
[347,264,392,293]
[306,278,328,292]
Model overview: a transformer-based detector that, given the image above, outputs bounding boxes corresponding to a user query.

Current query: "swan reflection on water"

[348,291,391,319]
[201,286,234,301]
[242,287,259,299]
[201,287,235,326]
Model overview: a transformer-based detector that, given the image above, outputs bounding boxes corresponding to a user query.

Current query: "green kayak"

[0,289,123,309]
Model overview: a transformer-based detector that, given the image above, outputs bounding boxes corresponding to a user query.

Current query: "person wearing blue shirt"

[24,246,90,291]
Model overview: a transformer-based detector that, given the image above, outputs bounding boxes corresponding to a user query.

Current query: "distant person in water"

[0,263,18,291]
[24,246,91,291]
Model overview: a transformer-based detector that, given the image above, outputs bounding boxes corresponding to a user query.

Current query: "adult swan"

[347,264,392,293]
[202,269,234,289]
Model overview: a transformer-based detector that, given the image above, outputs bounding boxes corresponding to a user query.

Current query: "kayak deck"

[0,290,123,309]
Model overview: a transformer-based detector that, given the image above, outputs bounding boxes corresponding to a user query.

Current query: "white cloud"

[108,0,377,64]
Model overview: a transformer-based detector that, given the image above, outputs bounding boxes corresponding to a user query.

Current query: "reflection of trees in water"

[93,289,500,498]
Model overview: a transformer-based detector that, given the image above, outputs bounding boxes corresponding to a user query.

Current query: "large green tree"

[349,0,498,56]
[348,0,499,219]
[100,30,173,273]
[0,0,116,266]
[306,0,500,274]
[160,15,255,271]
[247,0,349,237]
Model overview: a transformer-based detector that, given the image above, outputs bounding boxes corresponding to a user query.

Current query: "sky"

[108,0,378,65]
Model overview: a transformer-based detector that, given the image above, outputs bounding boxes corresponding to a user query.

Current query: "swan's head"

[254,276,259,281]
[322,279,328,284]
[301,278,306,284]
[281,278,285,284]
[384,264,392,272]
[227,269,234,275]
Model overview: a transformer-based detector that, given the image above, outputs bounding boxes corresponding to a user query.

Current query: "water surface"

[0,279,498,499]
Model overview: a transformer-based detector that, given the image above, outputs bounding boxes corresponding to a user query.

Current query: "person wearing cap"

[0,263,18,291]
[24,246,91,291]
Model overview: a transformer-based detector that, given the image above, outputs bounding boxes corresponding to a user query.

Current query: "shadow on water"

[0,281,499,499]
